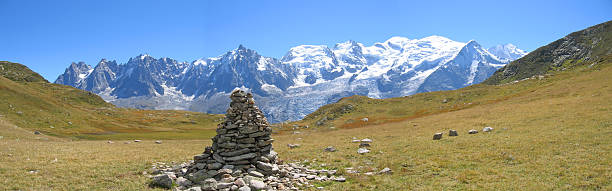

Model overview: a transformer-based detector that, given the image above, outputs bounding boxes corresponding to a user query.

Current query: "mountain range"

[55,36,527,122]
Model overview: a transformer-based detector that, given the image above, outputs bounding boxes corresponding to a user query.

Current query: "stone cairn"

[150,90,345,191]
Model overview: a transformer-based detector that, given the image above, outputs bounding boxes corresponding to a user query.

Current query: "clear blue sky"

[1,0,610,81]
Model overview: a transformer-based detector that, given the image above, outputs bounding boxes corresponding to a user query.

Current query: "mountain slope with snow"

[55,36,523,122]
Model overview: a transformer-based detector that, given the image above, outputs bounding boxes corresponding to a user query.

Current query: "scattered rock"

[201,178,217,191]
[134,140,141,142]
[433,133,443,140]
[249,179,266,190]
[238,186,251,191]
[150,174,173,189]
[483,127,494,132]
[287,144,300,149]
[124,141,131,144]
[449,130,458,136]
[248,170,264,178]
[378,167,392,174]
[468,129,478,134]
[324,146,336,152]
[442,99,448,103]
[234,178,246,187]
[359,142,371,148]
[357,147,370,154]
[177,177,193,187]
[351,140,360,143]
[34,131,41,135]
[217,182,233,189]
[361,118,369,122]
[361,138,372,143]
[107,141,114,144]
[155,140,162,144]
[334,177,346,182]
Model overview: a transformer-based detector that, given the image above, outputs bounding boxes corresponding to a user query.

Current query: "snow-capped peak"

[488,43,528,61]
[139,54,151,60]
[193,59,207,66]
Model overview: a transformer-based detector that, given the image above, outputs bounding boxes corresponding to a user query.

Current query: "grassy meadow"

[0,59,610,190]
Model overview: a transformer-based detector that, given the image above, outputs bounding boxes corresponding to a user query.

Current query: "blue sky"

[0,0,610,81]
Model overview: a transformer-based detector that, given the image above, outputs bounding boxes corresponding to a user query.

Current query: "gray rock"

[334,177,346,182]
[433,133,443,140]
[449,130,458,136]
[359,142,371,148]
[220,148,251,157]
[287,144,300,149]
[217,168,233,175]
[248,170,264,178]
[150,174,173,189]
[361,138,372,143]
[256,161,274,172]
[34,131,41,135]
[468,129,478,134]
[190,170,215,182]
[195,163,206,170]
[222,164,235,170]
[234,178,246,187]
[224,153,257,161]
[357,147,370,154]
[194,154,210,161]
[208,162,223,170]
[201,178,218,191]
[134,140,141,142]
[238,186,251,191]
[378,167,392,174]
[177,177,193,187]
[483,127,494,132]
[249,179,266,190]
[217,182,234,189]
[155,140,162,144]
[324,146,337,152]
[230,185,239,191]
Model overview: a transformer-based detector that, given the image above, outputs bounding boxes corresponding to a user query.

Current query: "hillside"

[0,61,223,140]
[0,61,47,82]
[484,20,611,85]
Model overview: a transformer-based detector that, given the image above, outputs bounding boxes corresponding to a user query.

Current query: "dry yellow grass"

[1,62,611,190]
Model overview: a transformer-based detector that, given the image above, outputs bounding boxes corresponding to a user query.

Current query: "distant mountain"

[485,20,611,85]
[488,43,528,62]
[55,36,525,122]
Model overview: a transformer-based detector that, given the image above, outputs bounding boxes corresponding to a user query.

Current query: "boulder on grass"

[433,133,443,140]
[150,174,173,189]
[449,130,458,136]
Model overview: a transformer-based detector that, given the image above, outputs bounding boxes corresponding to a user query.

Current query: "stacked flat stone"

[188,90,279,175]
[150,90,345,190]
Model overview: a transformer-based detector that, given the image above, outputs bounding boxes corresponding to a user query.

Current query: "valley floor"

[1,63,611,190]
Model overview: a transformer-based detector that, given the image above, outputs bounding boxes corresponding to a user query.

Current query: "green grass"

[0,62,224,140]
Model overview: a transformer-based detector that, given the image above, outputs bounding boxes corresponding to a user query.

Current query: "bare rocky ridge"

[149,90,345,190]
